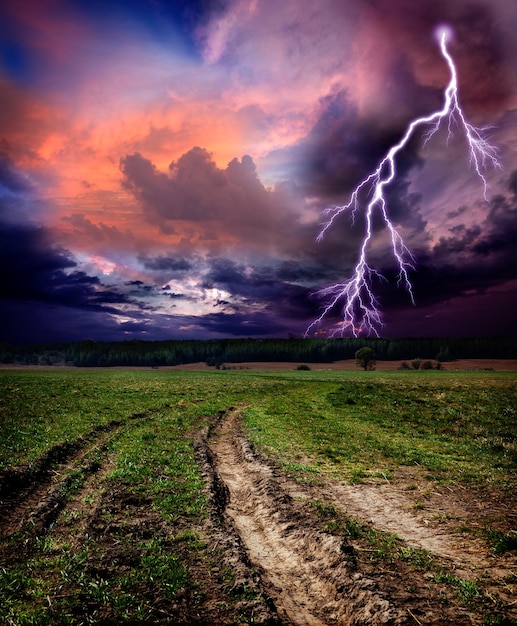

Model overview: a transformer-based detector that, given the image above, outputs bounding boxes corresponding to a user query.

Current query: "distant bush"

[296,364,311,371]
[401,359,443,371]
[355,347,377,371]
[436,347,453,362]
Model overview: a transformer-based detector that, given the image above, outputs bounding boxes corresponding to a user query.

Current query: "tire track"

[1,430,118,539]
[208,410,402,626]
[0,410,153,539]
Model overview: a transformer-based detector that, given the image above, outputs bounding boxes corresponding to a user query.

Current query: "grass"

[0,369,294,624]
[0,367,516,623]
[309,498,488,609]
[243,370,517,487]
[482,528,517,555]
[310,498,430,565]
[431,570,482,604]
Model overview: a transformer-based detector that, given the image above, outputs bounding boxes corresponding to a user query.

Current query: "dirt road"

[208,409,517,625]
[2,405,515,624]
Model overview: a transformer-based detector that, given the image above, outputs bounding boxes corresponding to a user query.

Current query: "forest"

[0,336,516,367]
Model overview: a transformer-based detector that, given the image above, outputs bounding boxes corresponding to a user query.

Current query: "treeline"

[0,336,516,367]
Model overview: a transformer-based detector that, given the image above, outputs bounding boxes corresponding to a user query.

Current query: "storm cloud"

[0,0,515,342]
[121,148,302,251]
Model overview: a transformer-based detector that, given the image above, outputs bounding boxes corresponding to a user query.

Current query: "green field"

[1,368,516,624]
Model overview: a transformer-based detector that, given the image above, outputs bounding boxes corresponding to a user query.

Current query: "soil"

[207,411,401,625]
[0,411,153,538]
[0,408,278,625]
[168,359,517,371]
[2,358,517,371]
[1,405,515,624]
[206,409,517,625]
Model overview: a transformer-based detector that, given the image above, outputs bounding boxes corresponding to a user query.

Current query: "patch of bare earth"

[168,359,517,371]
[3,358,516,371]
[0,420,124,539]
[3,404,514,623]
[0,410,278,625]
[321,469,516,572]
[207,409,517,625]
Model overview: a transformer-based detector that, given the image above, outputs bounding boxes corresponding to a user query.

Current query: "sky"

[0,0,516,344]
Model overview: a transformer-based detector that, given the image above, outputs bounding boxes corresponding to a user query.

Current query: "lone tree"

[355,347,377,371]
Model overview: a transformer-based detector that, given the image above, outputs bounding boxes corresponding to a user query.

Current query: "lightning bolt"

[306,27,500,338]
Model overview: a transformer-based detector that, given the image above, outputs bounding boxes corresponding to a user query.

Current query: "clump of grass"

[309,500,363,539]
[348,468,366,484]
[459,525,517,555]
[398,546,434,569]
[482,528,517,555]
[310,499,426,562]
[432,570,481,605]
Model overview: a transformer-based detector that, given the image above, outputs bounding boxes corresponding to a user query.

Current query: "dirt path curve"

[298,481,487,575]
[208,409,517,624]
[282,463,517,586]
[209,410,404,626]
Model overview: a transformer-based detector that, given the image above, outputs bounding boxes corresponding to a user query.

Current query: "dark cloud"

[304,91,413,198]
[202,257,247,290]
[179,311,292,338]
[115,319,152,334]
[394,174,517,309]
[381,284,517,338]
[366,0,513,116]
[447,2,513,114]
[0,219,142,343]
[123,280,155,294]
[61,213,132,245]
[139,254,192,272]
[291,90,431,274]
[383,179,428,238]
[120,148,300,250]
[509,171,517,198]
[0,222,78,299]
[309,168,517,337]
[297,0,514,209]
[275,260,329,284]
[446,205,468,220]
[201,257,322,322]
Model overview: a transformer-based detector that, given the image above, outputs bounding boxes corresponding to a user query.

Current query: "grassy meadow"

[0,368,516,624]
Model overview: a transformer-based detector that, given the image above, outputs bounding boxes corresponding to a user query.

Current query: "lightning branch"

[306,27,500,338]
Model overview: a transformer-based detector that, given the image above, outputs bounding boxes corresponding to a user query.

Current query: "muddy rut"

[209,410,403,625]
[3,405,514,624]
[208,409,517,625]
[0,411,152,540]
